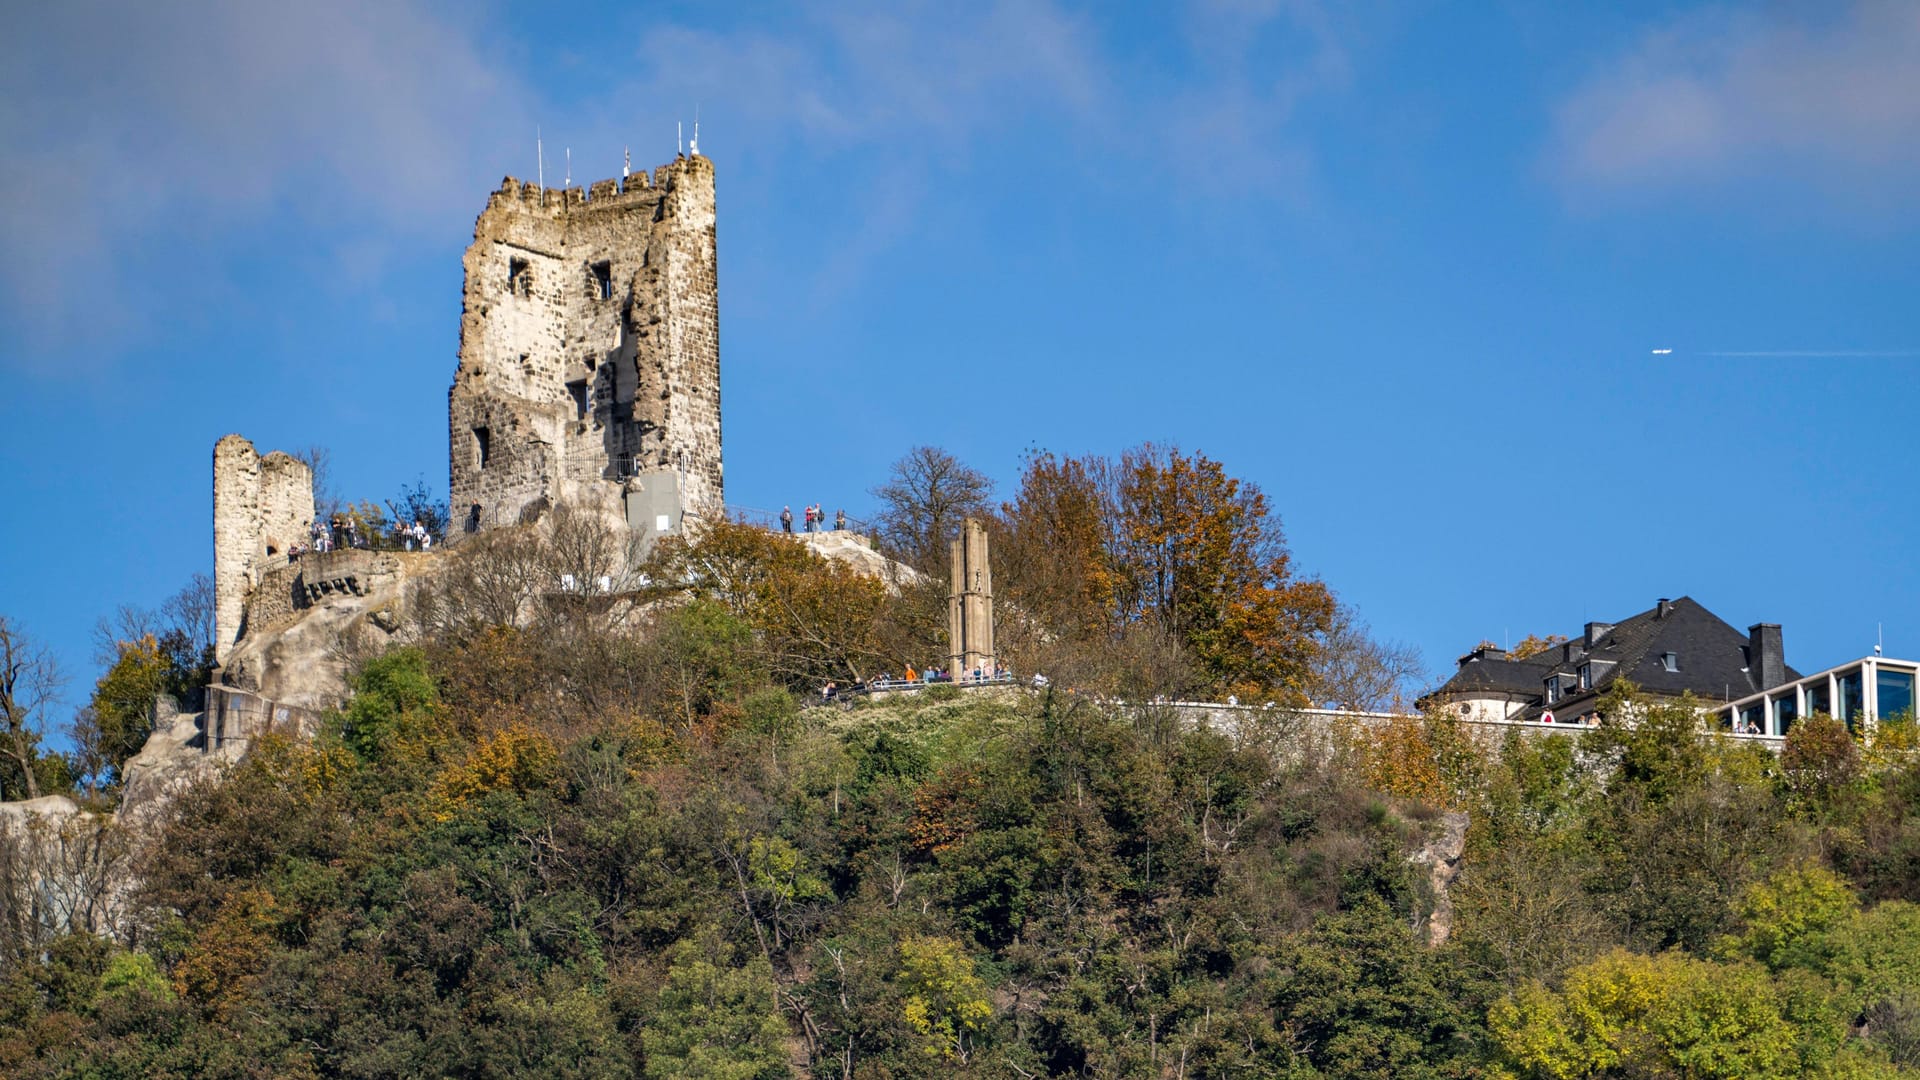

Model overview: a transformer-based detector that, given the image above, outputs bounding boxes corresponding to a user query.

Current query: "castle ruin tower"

[212,435,314,665]
[448,154,723,541]
[948,518,995,677]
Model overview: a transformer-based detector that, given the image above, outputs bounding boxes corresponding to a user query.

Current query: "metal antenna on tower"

[690,104,700,157]
[623,146,631,179]
[564,147,571,188]
[537,126,545,189]
[677,121,684,157]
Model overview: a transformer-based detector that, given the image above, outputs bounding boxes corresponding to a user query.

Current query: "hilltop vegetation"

[4,445,1920,1077]
[5,618,1920,1075]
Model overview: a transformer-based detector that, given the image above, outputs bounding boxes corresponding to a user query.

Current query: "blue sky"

[4,1,1919,722]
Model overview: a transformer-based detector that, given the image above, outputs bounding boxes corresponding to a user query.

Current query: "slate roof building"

[1421,596,1800,725]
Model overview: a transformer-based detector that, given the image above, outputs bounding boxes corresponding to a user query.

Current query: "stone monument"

[947,517,995,677]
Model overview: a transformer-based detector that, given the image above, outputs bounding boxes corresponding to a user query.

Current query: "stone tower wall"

[213,434,314,663]
[448,155,722,532]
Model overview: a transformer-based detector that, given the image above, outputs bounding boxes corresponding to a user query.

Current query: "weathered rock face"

[448,156,722,540]
[221,548,434,711]
[795,530,919,586]
[0,700,254,950]
[213,435,315,664]
[1411,810,1471,947]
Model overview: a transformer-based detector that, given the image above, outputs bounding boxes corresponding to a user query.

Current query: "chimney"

[1585,621,1613,647]
[1749,623,1785,690]
[1656,598,1674,618]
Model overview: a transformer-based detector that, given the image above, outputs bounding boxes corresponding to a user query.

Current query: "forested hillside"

[4,447,1920,1077]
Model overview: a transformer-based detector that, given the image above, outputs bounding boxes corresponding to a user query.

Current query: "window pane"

[1739,704,1765,734]
[1840,670,1865,727]
[1775,696,1798,736]
[1878,669,1916,722]
[1806,682,1831,717]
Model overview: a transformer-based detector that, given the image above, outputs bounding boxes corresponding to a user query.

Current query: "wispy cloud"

[616,2,1109,162]
[0,1,1364,373]
[1547,2,1920,209]
[603,1,1354,298]
[0,0,532,373]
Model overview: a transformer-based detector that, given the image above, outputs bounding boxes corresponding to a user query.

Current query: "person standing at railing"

[835,508,846,531]
[780,506,793,533]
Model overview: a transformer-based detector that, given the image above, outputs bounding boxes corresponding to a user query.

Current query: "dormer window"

[1661,651,1679,673]
[1579,663,1592,690]
[1546,676,1562,703]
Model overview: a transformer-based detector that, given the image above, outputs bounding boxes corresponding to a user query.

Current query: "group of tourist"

[779,505,848,534]
[286,515,438,559]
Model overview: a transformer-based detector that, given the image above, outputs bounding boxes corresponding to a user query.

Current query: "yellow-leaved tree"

[897,934,991,1064]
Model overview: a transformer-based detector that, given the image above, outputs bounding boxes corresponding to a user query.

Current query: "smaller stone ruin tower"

[213,435,314,664]
[948,518,995,677]
[448,153,723,544]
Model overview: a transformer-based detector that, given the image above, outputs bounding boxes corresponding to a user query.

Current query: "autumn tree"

[871,446,995,575]
[647,519,899,687]
[994,450,1117,642]
[1110,445,1335,702]
[1489,949,1833,1080]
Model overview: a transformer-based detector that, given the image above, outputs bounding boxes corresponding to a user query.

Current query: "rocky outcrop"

[0,796,136,950]
[796,530,922,588]
[221,548,432,710]
[1410,810,1471,947]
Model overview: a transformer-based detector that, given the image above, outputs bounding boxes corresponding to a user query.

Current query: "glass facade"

[1719,661,1920,736]
[1879,669,1916,722]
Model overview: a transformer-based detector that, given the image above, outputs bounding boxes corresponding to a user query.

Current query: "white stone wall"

[1450,695,1532,724]
[212,434,313,663]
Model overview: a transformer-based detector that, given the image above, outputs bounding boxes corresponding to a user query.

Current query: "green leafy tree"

[83,634,171,787]
[1266,897,1486,1079]
[642,936,791,1079]
[1781,713,1863,812]
[1725,864,1860,972]
[335,646,441,761]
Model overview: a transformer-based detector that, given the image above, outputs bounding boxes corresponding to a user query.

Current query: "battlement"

[488,154,714,218]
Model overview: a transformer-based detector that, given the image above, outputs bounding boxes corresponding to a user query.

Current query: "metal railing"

[820,672,1020,704]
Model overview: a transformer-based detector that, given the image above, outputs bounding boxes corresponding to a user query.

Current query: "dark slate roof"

[1422,596,1801,719]
[1427,652,1552,698]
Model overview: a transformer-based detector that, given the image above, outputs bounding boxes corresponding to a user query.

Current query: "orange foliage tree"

[997,445,1336,703]
[1112,446,1335,702]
